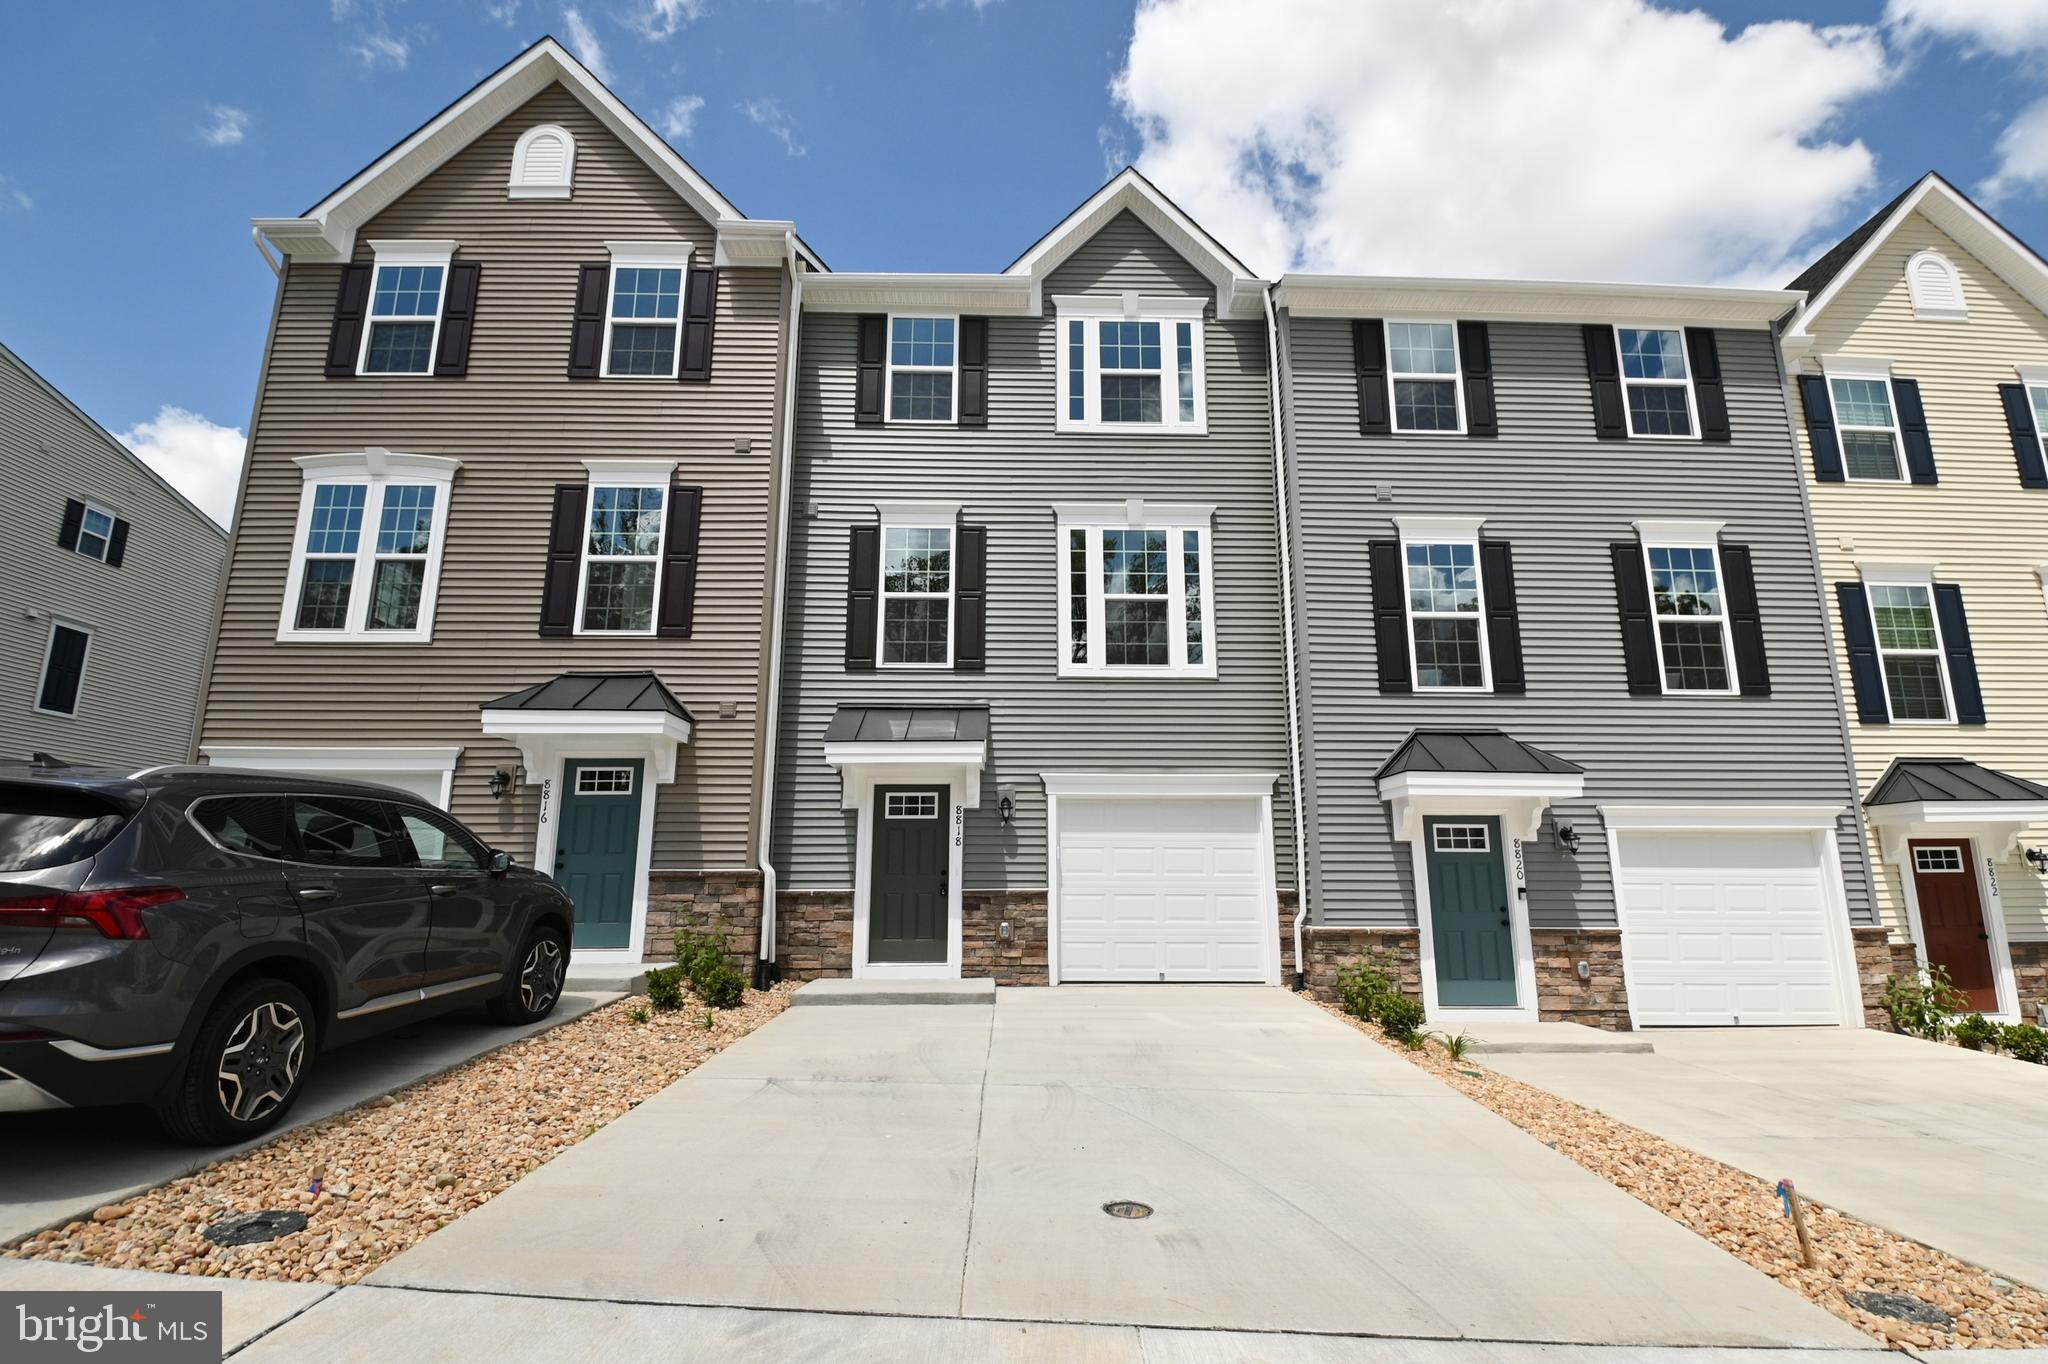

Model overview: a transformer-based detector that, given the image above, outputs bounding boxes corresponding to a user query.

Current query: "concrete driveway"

[350,986,1862,1350]
[1485,1027,2048,1289]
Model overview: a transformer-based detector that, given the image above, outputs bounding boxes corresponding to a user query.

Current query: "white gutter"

[754,249,803,977]
[1263,284,1313,987]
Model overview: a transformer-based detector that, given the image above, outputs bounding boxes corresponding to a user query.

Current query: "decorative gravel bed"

[1316,1000,2048,1351]
[3,984,796,1286]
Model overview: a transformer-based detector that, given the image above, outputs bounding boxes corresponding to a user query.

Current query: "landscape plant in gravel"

[674,930,747,1008]
[1952,1013,1999,1052]
[2003,1021,2048,1064]
[1882,965,1968,1039]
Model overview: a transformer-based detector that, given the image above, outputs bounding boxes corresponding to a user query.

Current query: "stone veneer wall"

[1531,929,1630,1030]
[1289,927,1422,1002]
[2006,941,2048,1024]
[1853,926,1922,1031]
[775,890,854,980]
[963,891,1049,985]
[645,871,762,971]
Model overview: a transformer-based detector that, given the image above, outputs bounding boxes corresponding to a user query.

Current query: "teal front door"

[555,759,644,949]
[1425,816,1517,1008]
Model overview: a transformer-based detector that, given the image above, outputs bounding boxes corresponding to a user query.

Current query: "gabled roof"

[254,36,821,272]
[1375,729,1582,780]
[1784,171,2048,347]
[481,671,692,720]
[1866,757,2048,807]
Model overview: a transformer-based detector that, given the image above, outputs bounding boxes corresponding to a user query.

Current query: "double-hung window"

[1398,521,1488,690]
[602,244,690,378]
[1053,297,1206,433]
[1828,366,1904,482]
[279,451,460,643]
[887,317,957,422]
[878,514,954,666]
[1386,322,1464,433]
[71,503,117,563]
[576,460,672,635]
[1865,575,1951,722]
[358,242,453,376]
[1615,327,1696,439]
[1057,503,1215,676]
[1637,529,1736,694]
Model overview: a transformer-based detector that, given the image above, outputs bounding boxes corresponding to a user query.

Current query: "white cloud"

[631,0,707,40]
[659,94,706,141]
[198,105,250,148]
[738,97,805,157]
[482,0,520,24]
[1113,0,1895,285]
[562,7,612,84]
[117,407,246,530]
[349,30,411,69]
[1888,0,2048,204]
[0,173,29,213]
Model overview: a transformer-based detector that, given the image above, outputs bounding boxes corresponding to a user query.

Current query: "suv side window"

[396,806,487,872]
[190,795,291,859]
[290,795,413,868]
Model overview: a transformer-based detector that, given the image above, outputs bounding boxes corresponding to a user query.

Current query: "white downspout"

[1263,284,1313,988]
[754,250,803,979]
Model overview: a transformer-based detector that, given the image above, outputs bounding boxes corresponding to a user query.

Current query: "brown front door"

[1910,839,1999,1013]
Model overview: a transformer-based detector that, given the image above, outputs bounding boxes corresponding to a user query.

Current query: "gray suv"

[0,761,574,1144]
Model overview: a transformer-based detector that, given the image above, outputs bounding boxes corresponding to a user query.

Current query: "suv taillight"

[0,886,184,939]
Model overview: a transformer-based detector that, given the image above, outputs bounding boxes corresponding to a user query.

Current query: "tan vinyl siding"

[773,211,1295,889]
[1795,209,2048,943]
[201,83,784,869]
[0,348,228,766]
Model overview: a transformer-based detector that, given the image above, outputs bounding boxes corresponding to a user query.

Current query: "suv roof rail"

[30,751,70,769]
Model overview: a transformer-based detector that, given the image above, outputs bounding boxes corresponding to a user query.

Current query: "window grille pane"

[1102,529,1168,595]
[1067,320,1086,421]
[611,268,681,319]
[1830,377,1894,428]
[1103,599,1169,666]
[1413,618,1484,688]
[581,561,657,632]
[1182,529,1204,665]
[1626,384,1693,437]
[1097,321,1161,370]
[1404,543,1479,613]
[608,323,676,376]
[295,560,355,630]
[882,526,952,593]
[1884,654,1948,721]
[882,598,950,664]
[1648,546,1721,617]
[890,317,955,367]
[1618,328,1686,380]
[1869,586,1936,649]
[372,265,443,317]
[1842,431,1901,480]
[376,485,437,554]
[306,485,367,554]
[1100,375,1162,423]
[889,371,954,421]
[1388,322,1456,375]
[367,560,425,631]
[587,487,665,556]
[1068,527,1088,663]
[1658,621,1731,690]
[1176,322,1195,421]
[1394,379,1459,431]
[364,321,435,374]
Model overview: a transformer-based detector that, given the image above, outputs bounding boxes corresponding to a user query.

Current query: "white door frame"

[851,773,964,980]
[1041,772,1283,987]
[1407,808,1540,1025]
[527,739,669,966]
[1889,828,2021,1023]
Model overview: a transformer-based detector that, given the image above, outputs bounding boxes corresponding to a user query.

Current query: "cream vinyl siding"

[0,347,228,766]
[1794,210,2048,944]
[202,83,786,870]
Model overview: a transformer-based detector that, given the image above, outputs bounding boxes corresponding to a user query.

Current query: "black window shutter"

[1999,384,2048,488]
[105,518,130,568]
[1684,328,1731,442]
[1582,325,1626,440]
[1933,582,1986,725]
[1893,377,1938,484]
[324,264,373,379]
[1719,542,1770,696]
[1353,320,1390,436]
[678,267,717,381]
[1609,542,1661,694]
[1478,539,1524,693]
[855,315,886,426]
[655,485,703,637]
[1458,321,1498,438]
[958,318,989,428]
[538,484,586,637]
[954,524,987,670]
[57,498,84,551]
[566,264,609,378]
[1368,538,1410,693]
[846,525,880,669]
[1797,375,1844,482]
[1835,582,1887,724]
[433,262,481,377]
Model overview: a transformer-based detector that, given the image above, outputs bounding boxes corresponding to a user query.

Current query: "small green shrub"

[1378,996,1427,1047]
[1952,1012,1999,1052]
[2001,1022,2048,1064]
[1435,1029,1477,1061]
[626,1005,651,1024]
[1335,955,1396,1022]
[673,931,748,1010]
[1882,966,1968,1040]
[643,965,685,1013]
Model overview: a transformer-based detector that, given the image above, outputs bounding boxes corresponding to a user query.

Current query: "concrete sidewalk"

[1485,1027,2048,1289]
[364,986,1865,1349]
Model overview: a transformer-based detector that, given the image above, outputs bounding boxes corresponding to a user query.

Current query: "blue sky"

[4,0,2047,526]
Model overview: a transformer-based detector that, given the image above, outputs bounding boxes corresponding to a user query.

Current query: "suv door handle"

[429,883,458,898]
[296,886,338,902]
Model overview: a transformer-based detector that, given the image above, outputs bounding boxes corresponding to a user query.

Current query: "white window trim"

[1905,249,1967,321]
[1820,355,1906,484]
[1385,319,1466,435]
[1635,525,1739,697]
[33,618,92,718]
[509,124,576,200]
[877,505,958,670]
[356,240,456,378]
[1053,294,1208,435]
[884,313,960,426]
[1395,515,1490,693]
[277,450,461,645]
[73,501,117,563]
[1860,563,1955,726]
[1054,500,1218,678]
[601,241,693,380]
[574,458,675,638]
[2020,371,2048,471]
[1613,324,1700,442]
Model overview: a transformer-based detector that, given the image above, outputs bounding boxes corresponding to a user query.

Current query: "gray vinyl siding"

[1282,313,1874,930]
[0,346,228,766]
[201,83,785,869]
[774,211,1295,889]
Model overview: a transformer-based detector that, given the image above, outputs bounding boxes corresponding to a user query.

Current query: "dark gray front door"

[1425,815,1517,1008]
[870,785,948,964]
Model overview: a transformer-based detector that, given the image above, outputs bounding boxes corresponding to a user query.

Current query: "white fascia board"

[480,710,693,744]
[1395,514,1486,541]
[1054,501,1217,525]
[1039,771,1279,798]
[803,274,1035,315]
[1379,771,1586,804]
[582,457,678,483]
[875,501,960,524]
[1632,518,1726,544]
[295,450,462,482]
[1277,274,1798,327]
[1866,800,2048,830]
[1599,802,1847,832]
[714,218,801,269]
[824,741,989,770]
[202,745,464,772]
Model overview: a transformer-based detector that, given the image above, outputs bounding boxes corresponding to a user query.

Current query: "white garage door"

[1618,831,1843,1026]
[1055,796,1271,982]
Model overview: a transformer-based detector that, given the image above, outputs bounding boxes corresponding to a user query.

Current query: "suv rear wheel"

[488,925,567,1025]
[156,977,314,1146]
